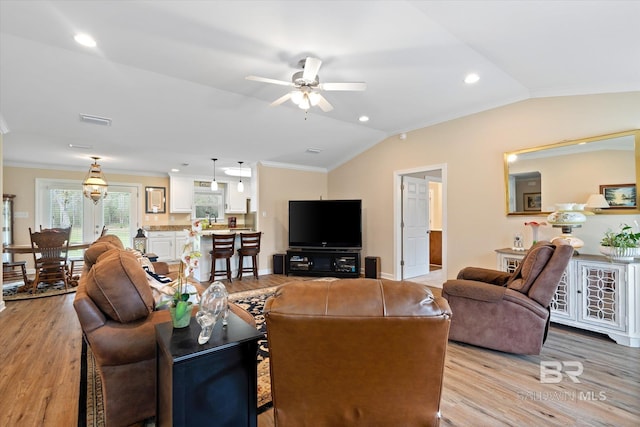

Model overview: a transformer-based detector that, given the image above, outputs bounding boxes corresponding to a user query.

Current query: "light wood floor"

[1,274,638,426]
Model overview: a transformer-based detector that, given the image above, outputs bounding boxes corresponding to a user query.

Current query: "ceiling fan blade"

[316,94,334,112]
[270,93,292,107]
[320,82,367,91]
[302,57,322,82]
[246,75,294,87]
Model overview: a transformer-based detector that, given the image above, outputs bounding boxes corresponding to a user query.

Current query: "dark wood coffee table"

[156,312,264,427]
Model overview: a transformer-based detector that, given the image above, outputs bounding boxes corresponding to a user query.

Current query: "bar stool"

[3,261,29,285]
[237,232,262,279]
[209,233,236,282]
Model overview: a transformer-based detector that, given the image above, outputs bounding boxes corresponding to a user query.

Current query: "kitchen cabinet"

[496,249,640,347]
[147,231,177,261]
[169,175,194,213]
[226,179,249,214]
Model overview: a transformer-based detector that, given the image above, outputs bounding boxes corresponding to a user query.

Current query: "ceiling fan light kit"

[247,56,366,113]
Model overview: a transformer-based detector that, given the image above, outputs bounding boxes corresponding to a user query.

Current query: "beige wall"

[327,92,640,278]
[256,163,328,272]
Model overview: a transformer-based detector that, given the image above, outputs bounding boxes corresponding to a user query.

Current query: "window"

[193,181,225,222]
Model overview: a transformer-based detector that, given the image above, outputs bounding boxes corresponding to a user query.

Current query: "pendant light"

[210,158,218,191]
[237,161,244,193]
[82,156,108,204]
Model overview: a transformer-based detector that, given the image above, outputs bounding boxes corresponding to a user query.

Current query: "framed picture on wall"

[600,183,637,208]
[145,186,166,213]
[523,193,542,211]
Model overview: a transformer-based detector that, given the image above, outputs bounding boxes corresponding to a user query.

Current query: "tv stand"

[286,249,361,278]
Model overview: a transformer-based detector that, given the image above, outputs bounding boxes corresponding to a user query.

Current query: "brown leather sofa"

[442,241,573,355]
[264,278,452,427]
[73,235,255,427]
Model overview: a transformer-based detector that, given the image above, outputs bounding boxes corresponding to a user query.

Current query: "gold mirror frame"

[504,129,639,216]
[145,186,166,214]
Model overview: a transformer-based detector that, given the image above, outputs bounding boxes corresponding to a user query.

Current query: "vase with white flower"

[169,221,202,328]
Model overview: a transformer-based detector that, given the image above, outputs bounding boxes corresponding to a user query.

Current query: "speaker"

[273,254,286,275]
[364,256,380,279]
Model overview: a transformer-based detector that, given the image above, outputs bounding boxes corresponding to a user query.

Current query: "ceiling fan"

[246,57,366,112]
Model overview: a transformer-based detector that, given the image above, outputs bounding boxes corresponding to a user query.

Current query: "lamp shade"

[82,157,108,204]
[586,194,610,209]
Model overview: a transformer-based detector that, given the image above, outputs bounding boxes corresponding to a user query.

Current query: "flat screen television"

[288,199,362,249]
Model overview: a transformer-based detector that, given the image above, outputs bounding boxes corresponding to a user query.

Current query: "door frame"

[35,178,142,245]
[393,163,447,281]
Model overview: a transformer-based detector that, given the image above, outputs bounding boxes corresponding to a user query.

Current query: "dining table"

[3,242,92,254]
[3,242,93,289]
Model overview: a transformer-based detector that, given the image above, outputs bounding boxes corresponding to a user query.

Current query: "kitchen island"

[192,229,253,282]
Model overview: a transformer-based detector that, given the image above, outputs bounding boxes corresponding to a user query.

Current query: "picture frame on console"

[600,184,636,209]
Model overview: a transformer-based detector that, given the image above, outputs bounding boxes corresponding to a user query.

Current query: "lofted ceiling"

[1,0,639,177]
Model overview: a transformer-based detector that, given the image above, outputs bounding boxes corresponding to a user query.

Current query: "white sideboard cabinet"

[496,249,639,347]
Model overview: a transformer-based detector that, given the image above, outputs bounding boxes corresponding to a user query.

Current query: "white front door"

[402,176,430,278]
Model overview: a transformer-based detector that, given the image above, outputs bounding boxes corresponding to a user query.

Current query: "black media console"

[286,249,361,278]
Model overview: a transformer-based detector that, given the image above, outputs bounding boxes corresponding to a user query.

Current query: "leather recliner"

[264,278,452,427]
[73,235,255,427]
[442,241,573,355]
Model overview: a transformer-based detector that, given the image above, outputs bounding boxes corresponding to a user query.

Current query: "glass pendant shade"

[82,156,108,204]
[237,161,244,193]
[211,158,218,191]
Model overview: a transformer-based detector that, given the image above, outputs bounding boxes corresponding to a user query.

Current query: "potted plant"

[599,223,640,261]
[168,221,202,327]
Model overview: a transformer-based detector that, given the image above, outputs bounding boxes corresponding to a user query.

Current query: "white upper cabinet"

[225,179,250,214]
[169,175,194,213]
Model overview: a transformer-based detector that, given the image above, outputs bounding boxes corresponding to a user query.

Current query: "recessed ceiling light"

[464,73,480,84]
[74,33,97,48]
[79,113,111,126]
[224,167,252,178]
[68,143,93,150]
[306,148,322,154]
[358,115,369,122]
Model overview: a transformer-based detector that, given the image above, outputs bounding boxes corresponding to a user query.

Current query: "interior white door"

[402,176,430,278]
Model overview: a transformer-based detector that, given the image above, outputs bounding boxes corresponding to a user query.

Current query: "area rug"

[2,280,77,301]
[79,285,278,427]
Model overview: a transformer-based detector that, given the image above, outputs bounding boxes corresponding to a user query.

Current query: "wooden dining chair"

[29,227,71,293]
[2,261,29,285]
[237,232,262,279]
[209,233,236,282]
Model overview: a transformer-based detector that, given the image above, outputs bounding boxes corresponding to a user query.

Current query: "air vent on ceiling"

[79,114,112,126]
[306,148,322,154]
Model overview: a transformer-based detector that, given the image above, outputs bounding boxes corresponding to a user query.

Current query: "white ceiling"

[1,0,639,177]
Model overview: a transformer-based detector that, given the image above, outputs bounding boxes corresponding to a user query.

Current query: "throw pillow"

[85,250,154,323]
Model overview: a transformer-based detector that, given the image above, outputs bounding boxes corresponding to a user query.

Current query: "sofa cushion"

[507,243,555,294]
[85,250,154,323]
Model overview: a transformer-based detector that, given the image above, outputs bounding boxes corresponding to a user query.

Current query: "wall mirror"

[145,186,166,214]
[504,129,639,215]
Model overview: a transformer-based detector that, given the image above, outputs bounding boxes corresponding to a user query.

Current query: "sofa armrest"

[456,267,511,286]
[86,309,172,367]
[442,279,507,302]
